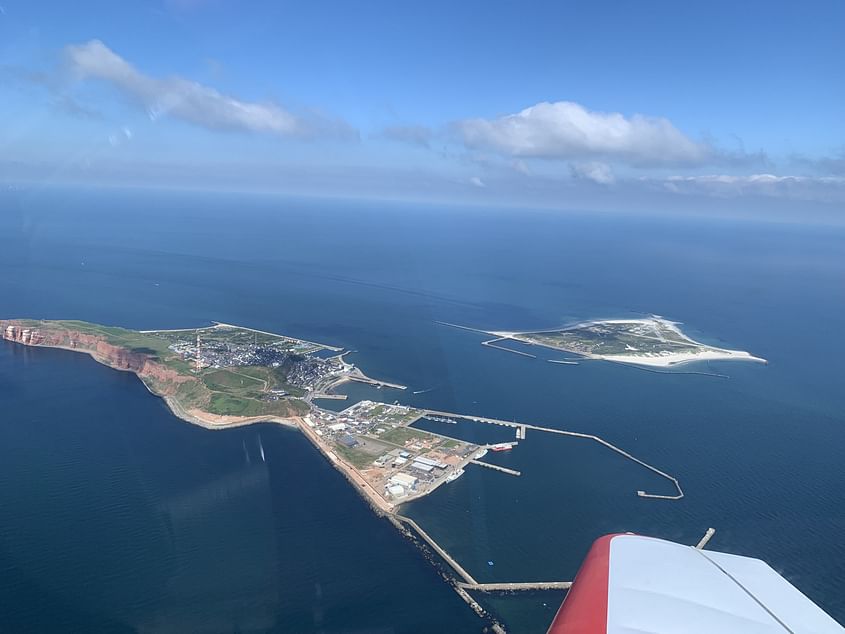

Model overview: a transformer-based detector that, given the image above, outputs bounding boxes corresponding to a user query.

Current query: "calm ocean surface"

[1,186,843,633]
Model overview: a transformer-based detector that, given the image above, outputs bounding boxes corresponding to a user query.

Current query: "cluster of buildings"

[306,402,477,502]
[164,333,344,390]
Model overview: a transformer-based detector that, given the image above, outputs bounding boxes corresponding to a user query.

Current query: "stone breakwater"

[1,321,189,394]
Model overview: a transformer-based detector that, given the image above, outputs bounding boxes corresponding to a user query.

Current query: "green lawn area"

[334,443,376,468]
[203,369,265,391]
[207,393,267,416]
[379,426,430,446]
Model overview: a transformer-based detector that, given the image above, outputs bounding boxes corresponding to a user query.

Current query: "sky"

[1,0,844,219]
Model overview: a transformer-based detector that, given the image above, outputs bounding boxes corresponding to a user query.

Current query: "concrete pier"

[696,527,716,550]
[348,375,408,390]
[470,460,521,476]
[423,408,684,500]
[394,515,478,585]
[459,581,572,592]
[481,338,537,358]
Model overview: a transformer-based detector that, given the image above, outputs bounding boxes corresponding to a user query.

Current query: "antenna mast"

[196,332,201,372]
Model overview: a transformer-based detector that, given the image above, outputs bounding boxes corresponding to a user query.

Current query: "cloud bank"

[657,173,845,202]
[64,40,353,139]
[569,161,615,185]
[456,101,712,167]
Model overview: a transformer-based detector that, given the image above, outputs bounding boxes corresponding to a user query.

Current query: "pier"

[347,374,408,390]
[696,527,716,550]
[481,338,537,358]
[312,393,348,400]
[423,408,684,500]
[470,460,521,476]
[394,515,478,585]
[459,581,572,592]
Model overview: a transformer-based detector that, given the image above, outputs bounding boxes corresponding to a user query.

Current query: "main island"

[0,319,482,515]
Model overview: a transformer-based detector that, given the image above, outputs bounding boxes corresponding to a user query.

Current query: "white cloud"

[469,176,486,188]
[657,173,845,202]
[456,101,711,166]
[570,161,615,185]
[64,40,352,139]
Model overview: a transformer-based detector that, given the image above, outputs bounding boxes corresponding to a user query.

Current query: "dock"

[312,393,348,400]
[470,460,521,476]
[458,581,572,592]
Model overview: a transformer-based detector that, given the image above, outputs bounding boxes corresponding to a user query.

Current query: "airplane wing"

[547,533,844,633]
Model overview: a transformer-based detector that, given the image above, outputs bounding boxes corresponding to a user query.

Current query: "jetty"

[470,460,521,476]
[696,527,716,550]
[347,373,408,390]
[458,581,572,592]
[394,515,478,585]
[481,338,537,358]
[423,408,684,500]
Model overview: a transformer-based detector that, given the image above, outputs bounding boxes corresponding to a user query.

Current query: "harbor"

[421,408,685,500]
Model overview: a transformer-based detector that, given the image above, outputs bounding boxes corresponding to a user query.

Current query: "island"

[0,319,480,514]
[443,316,767,367]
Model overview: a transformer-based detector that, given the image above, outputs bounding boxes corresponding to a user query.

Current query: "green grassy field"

[203,369,265,391]
[379,426,430,446]
[334,443,376,468]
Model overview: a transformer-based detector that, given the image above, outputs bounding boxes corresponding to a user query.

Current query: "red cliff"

[1,321,189,395]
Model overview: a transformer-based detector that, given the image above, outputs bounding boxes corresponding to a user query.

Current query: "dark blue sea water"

[1,186,844,633]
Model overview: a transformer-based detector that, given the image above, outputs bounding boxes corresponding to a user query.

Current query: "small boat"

[490,442,513,451]
[258,435,266,462]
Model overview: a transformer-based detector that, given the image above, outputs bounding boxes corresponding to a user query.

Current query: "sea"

[0,185,843,633]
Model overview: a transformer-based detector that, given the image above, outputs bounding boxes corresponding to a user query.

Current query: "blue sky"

[1,0,844,217]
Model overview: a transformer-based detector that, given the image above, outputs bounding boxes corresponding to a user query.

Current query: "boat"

[445,468,464,483]
[490,443,513,452]
[258,435,265,462]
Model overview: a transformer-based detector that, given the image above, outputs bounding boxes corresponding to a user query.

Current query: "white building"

[389,473,418,489]
[387,484,406,498]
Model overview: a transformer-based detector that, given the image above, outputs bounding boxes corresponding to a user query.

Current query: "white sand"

[599,349,767,367]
